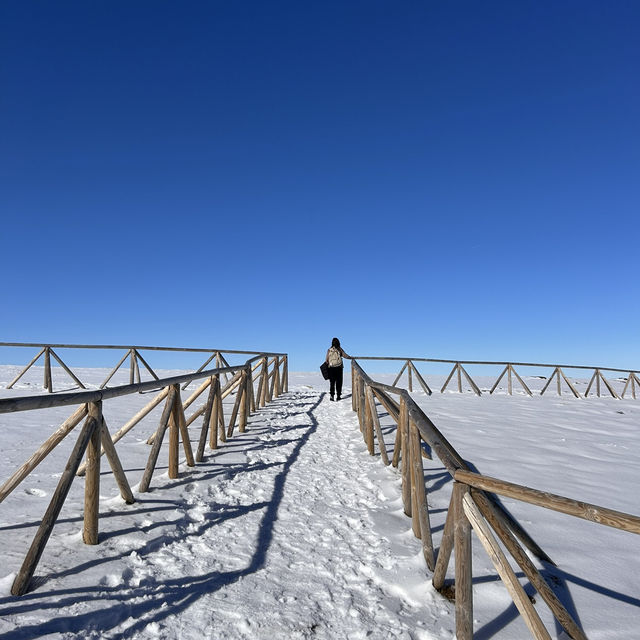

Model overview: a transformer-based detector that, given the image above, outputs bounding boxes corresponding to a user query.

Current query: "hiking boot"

[336,395,341,401]
[330,395,335,401]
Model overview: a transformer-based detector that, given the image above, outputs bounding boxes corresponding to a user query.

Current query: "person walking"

[325,337,352,401]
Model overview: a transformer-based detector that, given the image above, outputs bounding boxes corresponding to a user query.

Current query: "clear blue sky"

[1,1,638,372]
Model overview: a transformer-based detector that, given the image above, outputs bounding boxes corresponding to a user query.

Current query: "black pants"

[328,366,343,398]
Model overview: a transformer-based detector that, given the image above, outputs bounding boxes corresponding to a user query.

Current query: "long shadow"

[0,391,324,639]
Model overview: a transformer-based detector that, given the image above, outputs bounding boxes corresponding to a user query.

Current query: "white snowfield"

[0,366,639,639]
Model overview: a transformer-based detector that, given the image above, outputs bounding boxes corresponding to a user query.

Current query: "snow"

[0,365,639,639]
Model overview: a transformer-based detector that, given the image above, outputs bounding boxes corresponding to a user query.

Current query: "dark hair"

[331,337,341,349]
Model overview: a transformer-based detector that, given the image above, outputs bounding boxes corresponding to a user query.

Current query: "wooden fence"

[352,356,640,399]
[350,360,640,640]
[0,348,288,596]
[0,342,282,393]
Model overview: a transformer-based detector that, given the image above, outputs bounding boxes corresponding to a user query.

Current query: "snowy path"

[0,384,451,640]
[2,368,639,639]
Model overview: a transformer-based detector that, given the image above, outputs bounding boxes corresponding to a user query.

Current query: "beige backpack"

[327,346,343,367]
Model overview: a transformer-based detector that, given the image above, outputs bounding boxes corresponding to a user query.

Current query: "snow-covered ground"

[0,365,638,639]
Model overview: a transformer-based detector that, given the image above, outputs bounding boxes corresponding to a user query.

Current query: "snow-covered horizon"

[0,366,638,639]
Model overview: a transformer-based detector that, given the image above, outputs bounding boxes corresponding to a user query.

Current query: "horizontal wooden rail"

[0,366,240,414]
[0,352,284,414]
[0,341,283,356]
[352,354,639,375]
[454,469,640,534]
[353,355,639,400]
[1,343,287,394]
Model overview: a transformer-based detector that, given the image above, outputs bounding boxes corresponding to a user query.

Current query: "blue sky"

[1,1,638,372]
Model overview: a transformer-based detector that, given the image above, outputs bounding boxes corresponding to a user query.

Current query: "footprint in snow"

[25,488,47,497]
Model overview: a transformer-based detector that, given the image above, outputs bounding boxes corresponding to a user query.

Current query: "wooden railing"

[352,356,640,399]
[0,349,288,596]
[0,342,282,393]
[350,360,640,640]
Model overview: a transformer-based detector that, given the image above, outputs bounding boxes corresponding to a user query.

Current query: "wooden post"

[453,481,473,640]
[11,414,98,595]
[196,376,217,462]
[248,366,256,413]
[410,420,421,537]
[410,420,435,570]
[133,350,141,384]
[364,384,374,454]
[400,397,411,517]
[168,385,180,479]
[586,369,598,397]
[256,358,266,408]
[358,375,367,433]
[139,387,176,492]
[247,366,254,416]
[586,369,620,399]
[490,364,532,396]
[391,430,402,467]
[83,402,102,545]
[366,387,389,465]
[173,387,195,467]
[217,377,226,443]
[432,489,457,591]
[239,370,248,433]
[457,363,462,393]
[283,354,288,393]
[44,347,53,393]
[391,405,402,469]
[99,419,134,504]
[408,360,413,392]
[352,366,356,411]
[208,375,221,451]
[227,380,245,438]
[129,348,136,385]
[267,358,275,402]
[274,356,281,398]
[622,372,639,399]
[352,369,359,413]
